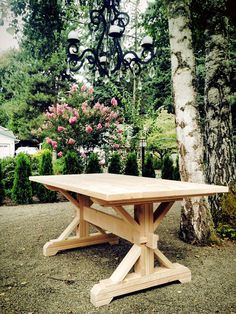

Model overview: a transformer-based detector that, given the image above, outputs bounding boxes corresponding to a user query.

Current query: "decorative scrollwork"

[67,0,155,77]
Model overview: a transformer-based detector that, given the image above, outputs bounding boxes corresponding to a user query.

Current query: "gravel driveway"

[0,201,235,314]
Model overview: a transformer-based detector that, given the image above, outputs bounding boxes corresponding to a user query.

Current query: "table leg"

[43,191,119,257]
[90,202,191,307]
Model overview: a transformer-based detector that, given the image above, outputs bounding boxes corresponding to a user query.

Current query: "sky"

[0,20,18,54]
[0,0,150,55]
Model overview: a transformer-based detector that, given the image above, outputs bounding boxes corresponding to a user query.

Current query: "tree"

[0,162,5,205]
[161,154,174,179]
[63,151,83,174]
[124,152,139,176]
[108,152,122,174]
[11,153,32,204]
[203,0,236,224]
[145,109,178,160]
[42,86,123,155]
[142,153,156,178]
[173,156,181,180]
[85,152,102,174]
[168,0,215,244]
[36,150,56,202]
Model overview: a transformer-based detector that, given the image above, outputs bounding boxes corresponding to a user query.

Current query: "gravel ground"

[0,201,235,314]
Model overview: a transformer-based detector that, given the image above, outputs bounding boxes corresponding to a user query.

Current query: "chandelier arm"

[68,48,97,73]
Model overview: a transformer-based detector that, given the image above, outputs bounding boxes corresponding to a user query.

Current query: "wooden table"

[29,173,228,307]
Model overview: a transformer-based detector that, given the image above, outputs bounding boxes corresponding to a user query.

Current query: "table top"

[29,173,228,203]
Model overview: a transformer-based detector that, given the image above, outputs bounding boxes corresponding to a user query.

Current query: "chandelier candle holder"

[67,0,155,78]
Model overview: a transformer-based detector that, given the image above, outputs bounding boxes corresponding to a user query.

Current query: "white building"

[0,126,19,159]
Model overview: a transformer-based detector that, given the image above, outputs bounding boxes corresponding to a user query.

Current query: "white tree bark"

[168,0,214,243]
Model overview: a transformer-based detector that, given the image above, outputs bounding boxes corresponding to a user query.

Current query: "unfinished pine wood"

[29,174,228,307]
[90,263,191,307]
[30,173,228,203]
[83,205,141,244]
[43,233,119,257]
[134,204,154,275]
[109,244,141,284]
[77,194,90,237]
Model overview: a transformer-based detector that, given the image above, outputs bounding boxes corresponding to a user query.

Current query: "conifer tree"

[124,152,139,176]
[108,152,122,174]
[142,153,155,178]
[12,153,32,204]
[36,150,56,202]
[63,151,83,174]
[0,162,5,205]
[161,154,174,179]
[85,152,102,173]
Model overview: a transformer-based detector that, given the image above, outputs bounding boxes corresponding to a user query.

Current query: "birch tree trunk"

[204,2,236,225]
[167,0,215,244]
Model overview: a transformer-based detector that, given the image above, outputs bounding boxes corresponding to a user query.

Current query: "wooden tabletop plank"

[29,173,228,202]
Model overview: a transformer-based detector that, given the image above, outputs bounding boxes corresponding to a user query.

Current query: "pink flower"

[97,123,102,130]
[70,84,78,94]
[51,140,58,149]
[94,102,101,110]
[108,111,118,121]
[69,116,77,124]
[46,112,55,119]
[57,126,66,132]
[81,152,87,158]
[81,84,87,92]
[112,143,120,149]
[67,138,76,145]
[85,125,93,134]
[88,86,94,94]
[111,97,118,107]
[117,128,123,134]
[46,137,52,144]
[73,109,79,118]
[57,151,63,157]
[81,101,88,113]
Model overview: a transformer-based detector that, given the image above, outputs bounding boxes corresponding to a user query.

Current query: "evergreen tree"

[63,151,83,174]
[142,153,156,178]
[85,152,102,174]
[11,153,32,204]
[108,152,122,174]
[161,154,174,180]
[0,162,5,205]
[173,156,181,181]
[36,150,56,202]
[124,152,139,176]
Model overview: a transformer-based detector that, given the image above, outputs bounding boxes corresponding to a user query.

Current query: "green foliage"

[141,0,173,113]
[53,158,64,175]
[145,110,178,159]
[0,162,5,204]
[42,89,122,154]
[220,186,236,228]
[63,151,83,174]
[85,152,102,174]
[142,153,156,178]
[216,223,236,240]
[124,152,139,176]
[11,153,32,204]
[153,155,162,170]
[36,150,56,203]
[161,154,174,180]
[108,152,122,174]
[173,156,181,181]
[1,157,16,197]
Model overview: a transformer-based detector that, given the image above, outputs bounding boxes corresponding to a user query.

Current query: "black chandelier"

[67,0,155,78]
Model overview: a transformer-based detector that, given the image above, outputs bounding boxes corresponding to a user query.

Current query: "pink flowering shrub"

[41,85,123,156]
